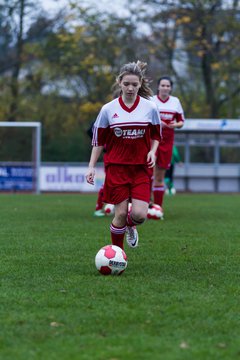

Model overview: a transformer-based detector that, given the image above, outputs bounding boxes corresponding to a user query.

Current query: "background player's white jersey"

[92,96,161,165]
[151,95,185,140]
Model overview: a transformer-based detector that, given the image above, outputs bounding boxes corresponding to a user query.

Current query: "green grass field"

[0,193,239,360]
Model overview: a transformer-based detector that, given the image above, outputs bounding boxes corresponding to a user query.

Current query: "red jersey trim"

[110,121,149,128]
[119,95,140,113]
[157,95,169,103]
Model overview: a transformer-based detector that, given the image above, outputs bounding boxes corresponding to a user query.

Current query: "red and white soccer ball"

[95,245,128,275]
[104,203,115,216]
[147,203,164,220]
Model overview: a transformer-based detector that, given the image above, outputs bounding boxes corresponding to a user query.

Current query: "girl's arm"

[147,140,159,168]
[85,146,104,184]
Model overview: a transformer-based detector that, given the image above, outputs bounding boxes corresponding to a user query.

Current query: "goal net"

[0,122,41,194]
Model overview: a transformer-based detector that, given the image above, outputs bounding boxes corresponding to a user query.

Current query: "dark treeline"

[0,0,239,162]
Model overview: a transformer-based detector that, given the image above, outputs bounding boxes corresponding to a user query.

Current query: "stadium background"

[0,2,240,359]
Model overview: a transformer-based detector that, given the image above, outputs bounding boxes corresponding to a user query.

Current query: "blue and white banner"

[0,166,34,191]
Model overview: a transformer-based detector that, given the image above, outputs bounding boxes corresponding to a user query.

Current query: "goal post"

[0,122,41,194]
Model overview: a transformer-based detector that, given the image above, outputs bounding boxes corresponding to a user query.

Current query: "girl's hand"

[162,120,176,129]
[161,121,169,128]
[147,150,156,168]
[167,121,177,129]
[85,167,96,185]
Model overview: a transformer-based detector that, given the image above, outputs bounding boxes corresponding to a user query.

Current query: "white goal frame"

[0,122,41,194]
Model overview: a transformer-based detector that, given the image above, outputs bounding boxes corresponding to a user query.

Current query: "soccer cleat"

[94,209,105,217]
[126,226,139,248]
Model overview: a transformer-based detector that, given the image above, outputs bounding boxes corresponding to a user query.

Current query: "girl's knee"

[131,211,146,224]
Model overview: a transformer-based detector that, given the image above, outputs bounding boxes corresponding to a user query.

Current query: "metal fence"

[174,119,240,192]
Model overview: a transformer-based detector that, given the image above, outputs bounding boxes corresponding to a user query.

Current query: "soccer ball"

[104,203,115,216]
[147,203,164,220]
[95,245,127,275]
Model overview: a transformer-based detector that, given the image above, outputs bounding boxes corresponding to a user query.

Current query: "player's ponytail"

[136,61,153,99]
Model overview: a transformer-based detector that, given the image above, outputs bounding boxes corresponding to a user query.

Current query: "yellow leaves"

[84,36,96,45]
[80,101,102,117]
[176,16,192,25]
[114,47,122,57]
[62,115,79,133]
[82,54,96,66]
[222,74,229,81]
[211,63,221,70]
[197,50,205,58]
[195,27,203,37]
[57,33,71,44]
[58,101,101,126]
[57,26,86,47]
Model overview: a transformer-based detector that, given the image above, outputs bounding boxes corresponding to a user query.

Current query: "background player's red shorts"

[103,164,152,205]
[156,138,174,169]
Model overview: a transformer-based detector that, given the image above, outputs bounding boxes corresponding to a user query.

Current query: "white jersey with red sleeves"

[92,95,161,166]
[151,95,185,141]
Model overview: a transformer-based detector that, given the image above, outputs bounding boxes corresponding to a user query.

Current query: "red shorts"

[103,164,152,205]
[156,140,174,170]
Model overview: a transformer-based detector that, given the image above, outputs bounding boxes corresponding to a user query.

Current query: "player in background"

[151,76,184,212]
[165,145,183,195]
[86,122,105,217]
[86,61,161,250]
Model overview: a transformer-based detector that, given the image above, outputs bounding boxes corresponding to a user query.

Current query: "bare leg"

[126,198,148,248]
[113,199,128,227]
[128,198,149,224]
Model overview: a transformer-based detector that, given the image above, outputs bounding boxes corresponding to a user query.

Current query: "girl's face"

[119,74,142,101]
[158,79,172,98]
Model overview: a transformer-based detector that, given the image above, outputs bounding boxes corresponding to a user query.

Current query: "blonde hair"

[113,60,153,99]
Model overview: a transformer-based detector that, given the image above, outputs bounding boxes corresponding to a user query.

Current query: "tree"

[30,4,151,161]
[138,0,240,118]
[1,0,29,120]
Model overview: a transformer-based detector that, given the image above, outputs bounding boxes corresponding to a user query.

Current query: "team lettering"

[122,129,145,136]
[113,127,145,138]
[109,260,126,268]
[161,112,174,120]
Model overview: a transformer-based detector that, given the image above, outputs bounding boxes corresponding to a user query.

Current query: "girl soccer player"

[85,61,161,250]
[151,76,185,212]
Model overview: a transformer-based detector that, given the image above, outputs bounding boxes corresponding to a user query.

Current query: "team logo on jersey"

[112,113,119,118]
[113,127,145,139]
[161,112,174,121]
[114,127,123,137]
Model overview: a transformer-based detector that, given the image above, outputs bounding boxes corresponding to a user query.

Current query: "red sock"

[126,212,134,227]
[150,175,154,193]
[95,185,104,211]
[153,185,165,207]
[110,223,126,250]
